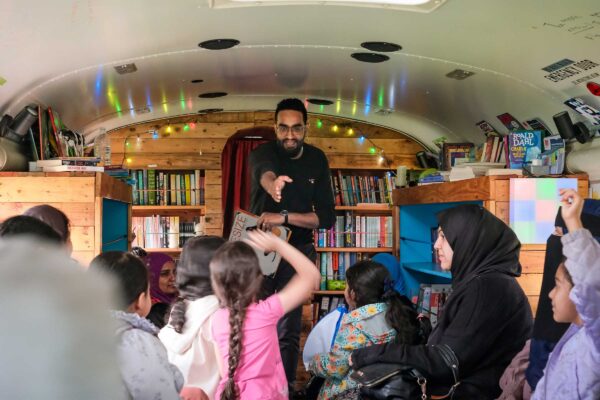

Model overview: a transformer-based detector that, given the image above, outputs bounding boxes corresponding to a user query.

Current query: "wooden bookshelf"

[0,172,132,266]
[313,290,344,295]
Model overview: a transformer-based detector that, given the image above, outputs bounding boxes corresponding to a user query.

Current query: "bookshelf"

[131,169,206,256]
[312,169,398,327]
[393,174,589,314]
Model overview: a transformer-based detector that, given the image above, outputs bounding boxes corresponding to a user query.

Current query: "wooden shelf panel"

[145,248,182,254]
[316,247,393,253]
[393,177,492,205]
[403,262,452,279]
[132,205,205,217]
[335,204,392,212]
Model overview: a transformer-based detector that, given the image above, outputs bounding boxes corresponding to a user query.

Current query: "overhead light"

[198,92,228,98]
[361,42,402,52]
[307,98,334,106]
[191,79,204,83]
[446,69,475,80]
[114,63,137,75]
[210,0,446,13]
[198,108,224,114]
[351,53,390,63]
[198,39,240,50]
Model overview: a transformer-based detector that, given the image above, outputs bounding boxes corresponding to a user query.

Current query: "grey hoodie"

[112,310,184,400]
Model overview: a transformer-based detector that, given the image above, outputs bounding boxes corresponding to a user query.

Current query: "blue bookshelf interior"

[102,198,129,252]
[399,200,482,298]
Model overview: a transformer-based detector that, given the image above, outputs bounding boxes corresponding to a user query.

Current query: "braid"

[221,297,247,400]
[169,297,187,334]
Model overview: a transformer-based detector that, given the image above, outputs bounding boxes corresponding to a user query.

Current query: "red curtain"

[221,127,275,238]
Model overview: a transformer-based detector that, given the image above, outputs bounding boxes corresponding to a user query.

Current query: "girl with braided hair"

[159,236,226,400]
[308,260,428,400]
[210,230,320,400]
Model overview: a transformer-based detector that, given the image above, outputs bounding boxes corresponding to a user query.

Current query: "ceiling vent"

[446,69,475,80]
[198,92,228,98]
[136,106,152,114]
[114,63,137,75]
[198,39,240,50]
[191,79,204,83]
[361,42,402,52]
[307,98,333,106]
[198,108,224,114]
[351,53,390,63]
[375,108,394,116]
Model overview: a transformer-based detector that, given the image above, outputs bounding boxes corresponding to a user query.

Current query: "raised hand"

[560,188,584,232]
[244,229,283,254]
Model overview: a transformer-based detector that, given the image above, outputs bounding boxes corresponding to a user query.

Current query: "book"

[507,130,543,169]
[497,112,524,131]
[42,165,104,172]
[475,120,498,136]
[441,143,474,170]
[36,157,101,167]
[229,209,291,275]
[485,168,523,176]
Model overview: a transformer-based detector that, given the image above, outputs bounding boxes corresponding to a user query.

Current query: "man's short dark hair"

[0,215,63,244]
[275,98,307,124]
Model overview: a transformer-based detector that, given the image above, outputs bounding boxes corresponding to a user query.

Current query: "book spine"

[148,170,156,206]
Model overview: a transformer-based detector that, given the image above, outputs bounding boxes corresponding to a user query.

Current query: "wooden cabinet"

[0,172,132,265]
[393,174,589,314]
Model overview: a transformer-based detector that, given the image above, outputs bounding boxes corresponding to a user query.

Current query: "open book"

[228,209,291,275]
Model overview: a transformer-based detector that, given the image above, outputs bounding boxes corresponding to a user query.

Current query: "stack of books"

[34,157,103,172]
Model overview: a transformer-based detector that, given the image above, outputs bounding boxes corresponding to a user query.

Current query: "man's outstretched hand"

[268,175,293,203]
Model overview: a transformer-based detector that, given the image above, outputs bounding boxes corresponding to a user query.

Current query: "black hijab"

[437,204,522,289]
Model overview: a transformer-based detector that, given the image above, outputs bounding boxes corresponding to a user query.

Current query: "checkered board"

[509,178,578,244]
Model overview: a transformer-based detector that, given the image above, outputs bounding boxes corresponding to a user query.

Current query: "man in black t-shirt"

[249,98,335,394]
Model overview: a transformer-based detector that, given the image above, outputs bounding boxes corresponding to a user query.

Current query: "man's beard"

[276,138,304,158]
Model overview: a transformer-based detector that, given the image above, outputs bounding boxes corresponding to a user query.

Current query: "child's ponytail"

[169,298,187,333]
[382,287,425,344]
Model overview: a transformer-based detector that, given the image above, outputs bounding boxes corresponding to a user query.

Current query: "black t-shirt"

[249,141,335,246]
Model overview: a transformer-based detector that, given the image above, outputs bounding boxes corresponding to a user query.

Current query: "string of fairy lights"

[314,117,392,166]
[120,116,392,167]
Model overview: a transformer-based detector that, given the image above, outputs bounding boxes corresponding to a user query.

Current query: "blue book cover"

[508,130,543,169]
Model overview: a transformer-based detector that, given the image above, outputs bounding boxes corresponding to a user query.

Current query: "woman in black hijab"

[351,204,533,399]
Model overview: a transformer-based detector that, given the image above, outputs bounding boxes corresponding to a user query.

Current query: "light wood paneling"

[517,273,543,296]
[520,250,545,274]
[0,177,95,203]
[0,202,95,226]
[72,251,95,267]
[71,226,94,252]
[111,154,221,170]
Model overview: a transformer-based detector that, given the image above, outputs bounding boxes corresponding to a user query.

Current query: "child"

[89,251,184,400]
[159,236,226,400]
[532,189,600,399]
[210,230,320,400]
[308,260,427,400]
